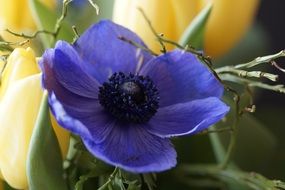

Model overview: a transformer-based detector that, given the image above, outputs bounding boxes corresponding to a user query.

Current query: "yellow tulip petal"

[50,115,70,158]
[0,48,39,100]
[204,0,259,57]
[0,0,55,30]
[0,0,55,44]
[0,46,69,189]
[0,0,33,30]
[113,0,175,52]
[0,73,69,189]
[169,0,200,39]
[0,74,43,189]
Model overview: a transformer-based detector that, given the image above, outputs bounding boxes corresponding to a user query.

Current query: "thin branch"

[220,74,285,93]
[54,0,72,39]
[216,66,278,82]
[271,61,285,73]
[137,7,166,53]
[118,36,158,56]
[234,50,285,69]
[72,25,80,43]
[87,0,100,15]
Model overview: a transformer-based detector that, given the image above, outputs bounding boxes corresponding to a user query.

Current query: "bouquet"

[0,0,284,190]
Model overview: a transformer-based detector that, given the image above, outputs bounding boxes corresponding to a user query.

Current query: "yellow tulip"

[0,0,56,43]
[113,0,259,58]
[0,48,69,189]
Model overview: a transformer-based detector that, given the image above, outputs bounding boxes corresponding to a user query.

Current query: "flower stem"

[220,94,240,169]
[177,164,285,190]
[97,167,119,190]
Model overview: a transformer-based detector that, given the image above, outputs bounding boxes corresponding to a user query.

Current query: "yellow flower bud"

[113,0,259,58]
[204,0,259,57]
[0,0,56,43]
[0,48,69,189]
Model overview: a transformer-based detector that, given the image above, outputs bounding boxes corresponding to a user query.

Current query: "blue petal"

[140,50,224,107]
[74,20,154,83]
[49,93,114,143]
[83,124,177,173]
[40,41,100,99]
[49,93,93,139]
[145,97,230,138]
[50,93,177,172]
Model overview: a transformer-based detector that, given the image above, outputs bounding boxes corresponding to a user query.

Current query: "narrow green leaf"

[27,91,68,190]
[127,181,141,190]
[179,3,212,49]
[29,0,73,48]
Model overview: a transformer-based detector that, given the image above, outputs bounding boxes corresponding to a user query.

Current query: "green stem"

[54,0,71,39]
[97,167,119,190]
[177,164,285,190]
[220,93,240,169]
[199,127,233,135]
[209,132,226,164]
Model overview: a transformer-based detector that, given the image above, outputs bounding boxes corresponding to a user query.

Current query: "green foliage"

[179,3,212,49]
[27,92,68,190]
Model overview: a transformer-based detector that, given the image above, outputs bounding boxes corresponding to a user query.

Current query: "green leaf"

[111,177,126,190]
[27,91,68,190]
[121,171,142,190]
[179,3,212,49]
[74,155,112,190]
[142,173,156,190]
[75,170,100,190]
[29,0,73,48]
[3,182,16,190]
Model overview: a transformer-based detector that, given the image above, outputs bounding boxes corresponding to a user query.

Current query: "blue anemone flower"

[40,20,229,173]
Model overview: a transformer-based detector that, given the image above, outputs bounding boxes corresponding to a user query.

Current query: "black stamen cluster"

[99,72,159,123]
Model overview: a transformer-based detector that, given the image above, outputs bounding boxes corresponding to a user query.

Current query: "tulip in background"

[113,0,259,58]
[0,48,69,189]
[0,0,55,43]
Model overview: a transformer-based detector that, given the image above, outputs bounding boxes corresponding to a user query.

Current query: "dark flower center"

[98,72,159,123]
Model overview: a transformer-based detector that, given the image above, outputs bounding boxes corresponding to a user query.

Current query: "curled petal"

[49,93,112,144]
[146,97,229,138]
[40,41,100,99]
